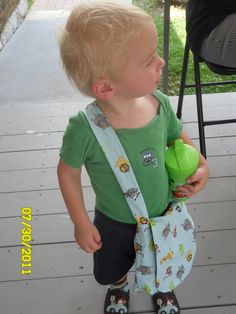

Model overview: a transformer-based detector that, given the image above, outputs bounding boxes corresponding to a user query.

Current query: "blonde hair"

[59,1,152,97]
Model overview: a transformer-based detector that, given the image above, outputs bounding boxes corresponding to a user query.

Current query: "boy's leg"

[110,275,128,289]
[93,209,136,314]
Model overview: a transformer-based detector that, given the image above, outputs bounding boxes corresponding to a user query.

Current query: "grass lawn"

[133,0,236,95]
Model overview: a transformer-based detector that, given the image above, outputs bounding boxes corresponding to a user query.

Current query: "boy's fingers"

[176,184,194,193]
[187,173,199,184]
[94,231,101,242]
[93,230,102,245]
[85,241,101,253]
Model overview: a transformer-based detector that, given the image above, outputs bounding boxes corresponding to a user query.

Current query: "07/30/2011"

[21,207,32,275]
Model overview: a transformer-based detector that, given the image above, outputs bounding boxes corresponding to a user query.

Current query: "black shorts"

[93,209,137,285]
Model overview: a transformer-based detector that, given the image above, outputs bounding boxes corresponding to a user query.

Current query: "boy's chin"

[152,86,159,93]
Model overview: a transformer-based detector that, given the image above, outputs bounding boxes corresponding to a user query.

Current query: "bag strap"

[85,101,149,219]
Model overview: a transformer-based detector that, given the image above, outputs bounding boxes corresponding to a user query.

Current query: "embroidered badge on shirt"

[140,149,158,168]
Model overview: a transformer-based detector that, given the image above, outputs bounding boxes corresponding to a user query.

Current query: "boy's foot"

[104,283,130,314]
[152,291,180,314]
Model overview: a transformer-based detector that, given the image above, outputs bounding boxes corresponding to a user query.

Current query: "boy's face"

[114,21,165,99]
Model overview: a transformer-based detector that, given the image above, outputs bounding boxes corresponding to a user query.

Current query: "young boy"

[57,2,208,314]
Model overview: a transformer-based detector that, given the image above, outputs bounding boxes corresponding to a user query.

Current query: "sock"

[110,276,129,291]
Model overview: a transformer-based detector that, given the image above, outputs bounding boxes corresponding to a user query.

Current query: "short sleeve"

[59,113,87,168]
[154,91,182,144]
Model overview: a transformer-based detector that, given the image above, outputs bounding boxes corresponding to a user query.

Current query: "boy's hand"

[176,164,209,198]
[176,131,209,199]
[74,221,102,253]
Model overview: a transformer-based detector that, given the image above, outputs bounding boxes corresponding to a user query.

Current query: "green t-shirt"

[60,91,182,223]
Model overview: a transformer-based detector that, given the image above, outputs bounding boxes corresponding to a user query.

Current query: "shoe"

[152,290,180,314]
[104,283,130,314]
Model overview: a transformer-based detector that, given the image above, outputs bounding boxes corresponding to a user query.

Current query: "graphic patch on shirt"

[140,149,158,168]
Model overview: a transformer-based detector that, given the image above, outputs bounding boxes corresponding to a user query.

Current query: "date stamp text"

[21,207,32,275]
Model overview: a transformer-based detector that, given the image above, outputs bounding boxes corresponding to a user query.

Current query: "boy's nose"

[156,56,165,72]
[159,57,165,69]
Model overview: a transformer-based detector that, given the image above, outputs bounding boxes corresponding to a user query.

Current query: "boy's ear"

[92,79,115,99]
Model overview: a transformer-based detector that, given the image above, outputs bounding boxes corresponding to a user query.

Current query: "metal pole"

[162,0,171,94]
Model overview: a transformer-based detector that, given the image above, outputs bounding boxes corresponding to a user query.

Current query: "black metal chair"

[177,42,236,158]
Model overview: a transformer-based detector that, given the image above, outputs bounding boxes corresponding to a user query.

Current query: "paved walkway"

[32,0,82,11]
[31,0,131,10]
[0,0,132,107]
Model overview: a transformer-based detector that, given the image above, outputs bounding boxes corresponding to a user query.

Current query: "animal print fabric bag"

[85,101,196,295]
[134,201,196,294]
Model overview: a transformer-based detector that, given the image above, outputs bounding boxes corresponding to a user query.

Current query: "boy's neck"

[95,94,159,130]
[96,97,139,118]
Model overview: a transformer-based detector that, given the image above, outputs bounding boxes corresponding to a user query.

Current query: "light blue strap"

[85,101,149,219]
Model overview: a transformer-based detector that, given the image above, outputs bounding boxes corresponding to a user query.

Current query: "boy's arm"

[176,131,209,198]
[57,159,102,253]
